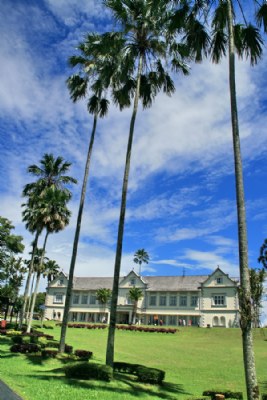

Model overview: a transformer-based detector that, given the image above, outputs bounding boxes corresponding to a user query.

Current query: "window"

[149,295,157,306]
[213,295,225,306]
[73,295,79,304]
[53,293,63,304]
[179,296,187,306]
[80,312,86,322]
[130,278,136,286]
[159,296,166,306]
[169,295,177,306]
[81,295,88,304]
[57,279,64,286]
[191,296,198,307]
[169,315,176,325]
[216,277,223,284]
[90,295,96,305]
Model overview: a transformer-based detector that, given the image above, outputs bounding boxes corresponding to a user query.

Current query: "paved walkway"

[0,379,23,400]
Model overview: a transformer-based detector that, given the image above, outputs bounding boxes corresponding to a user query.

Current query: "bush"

[74,350,93,361]
[203,391,243,400]
[41,349,58,358]
[6,329,22,336]
[114,362,141,375]
[11,335,23,344]
[136,366,165,385]
[10,343,40,354]
[262,395,267,400]
[64,362,113,382]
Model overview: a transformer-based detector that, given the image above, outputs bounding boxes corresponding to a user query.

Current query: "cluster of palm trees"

[19,1,266,399]
[19,154,77,332]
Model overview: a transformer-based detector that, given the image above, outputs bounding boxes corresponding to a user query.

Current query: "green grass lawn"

[0,324,266,400]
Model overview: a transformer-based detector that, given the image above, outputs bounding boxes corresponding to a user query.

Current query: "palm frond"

[256,3,267,33]
[210,29,227,64]
[184,19,210,62]
[66,75,88,102]
[241,24,263,66]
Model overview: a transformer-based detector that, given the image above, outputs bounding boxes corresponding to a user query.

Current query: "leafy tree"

[96,288,112,322]
[33,292,46,313]
[20,154,76,328]
[59,33,113,352]
[128,287,143,324]
[258,239,267,269]
[249,268,266,328]
[133,249,149,275]
[103,0,190,368]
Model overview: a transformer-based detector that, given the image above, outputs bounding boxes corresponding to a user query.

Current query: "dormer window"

[57,279,64,286]
[216,277,223,284]
[130,278,136,286]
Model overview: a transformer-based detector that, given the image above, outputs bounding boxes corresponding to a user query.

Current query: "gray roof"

[73,277,113,290]
[72,275,208,291]
[143,275,208,291]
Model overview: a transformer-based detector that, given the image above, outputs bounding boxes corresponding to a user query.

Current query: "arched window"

[213,316,219,326]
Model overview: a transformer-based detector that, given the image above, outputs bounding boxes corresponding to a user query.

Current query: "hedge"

[113,362,165,385]
[10,343,40,354]
[203,391,243,400]
[64,362,113,382]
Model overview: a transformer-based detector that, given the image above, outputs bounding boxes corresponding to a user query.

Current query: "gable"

[119,270,146,289]
[49,272,67,288]
[201,267,237,288]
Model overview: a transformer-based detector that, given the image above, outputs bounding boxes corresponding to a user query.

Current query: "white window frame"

[216,277,223,284]
[169,295,177,306]
[53,293,63,304]
[149,295,157,306]
[90,294,96,305]
[191,295,198,307]
[159,295,166,306]
[212,294,226,306]
[179,295,187,307]
[73,294,79,304]
[81,295,88,305]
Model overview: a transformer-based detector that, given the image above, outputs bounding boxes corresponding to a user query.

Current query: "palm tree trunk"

[226,2,259,399]
[59,114,98,353]
[106,55,143,367]
[26,272,36,323]
[26,230,49,333]
[18,231,40,328]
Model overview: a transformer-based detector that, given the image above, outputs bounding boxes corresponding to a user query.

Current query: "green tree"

[104,0,189,368]
[205,2,266,398]
[249,268,266,328]
[96,288,112,322]
[20,154,76,328]
[133,249,149,276]
[59,33,112,353]
[258,239,267,269]
[33,292,46,313]
[128,287,143,324]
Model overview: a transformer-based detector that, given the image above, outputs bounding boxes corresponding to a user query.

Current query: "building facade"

[45,267,239,328]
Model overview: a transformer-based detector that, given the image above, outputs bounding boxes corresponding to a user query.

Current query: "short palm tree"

[20,154,76,328]
[103,0,191,367]
[45,259,60,284]
[133,249,149,276]
[128,287,143,324]
[96,288,112,322]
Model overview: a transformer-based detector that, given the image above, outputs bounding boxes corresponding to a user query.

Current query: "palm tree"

[44,259,60,284]
[128,287,143,324]
[133,249,149,276]
[59,33,114,353]
[258,239,267,269]
[20,154,76,328]
[96,288,112,322]
[26,189,71,333]
[103,0,190,367]
[205,2,266,398]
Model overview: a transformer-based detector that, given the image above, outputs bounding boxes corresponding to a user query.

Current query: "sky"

[0,0,266,323]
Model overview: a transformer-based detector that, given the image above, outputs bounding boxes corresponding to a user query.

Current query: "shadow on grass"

[259,380,267,392]
[22,367,190,400]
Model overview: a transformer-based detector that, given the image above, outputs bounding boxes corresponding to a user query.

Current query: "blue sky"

[0,1,266,321]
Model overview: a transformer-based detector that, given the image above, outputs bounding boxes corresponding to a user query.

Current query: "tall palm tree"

[59,33,114,353]
[103,0,190,367]
[96,288,112,322]
[133,249,149,276]
[128,287,143,324]
[20,154,76,328]
[205,2,265,398]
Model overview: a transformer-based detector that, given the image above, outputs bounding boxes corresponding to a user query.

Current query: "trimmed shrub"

[64,362,113,382]
[10,343,40,354]
[203,391,243,400]
[136,366,165,384]
[41,349,58,358]
[6,330,22,336]
[11,335,23,344]
[74,350,93,361]
[114,362,141,375]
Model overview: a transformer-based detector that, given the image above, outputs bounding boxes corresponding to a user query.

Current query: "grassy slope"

[0,324,266,400]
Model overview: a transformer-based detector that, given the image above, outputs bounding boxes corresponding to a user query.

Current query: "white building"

[45,267,239,328]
